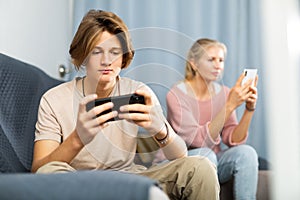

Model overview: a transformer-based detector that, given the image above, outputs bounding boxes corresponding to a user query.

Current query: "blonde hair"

[69,10,134,70]
[185,38,227,80]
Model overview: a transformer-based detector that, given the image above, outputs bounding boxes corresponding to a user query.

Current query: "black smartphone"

[86,93,145,121]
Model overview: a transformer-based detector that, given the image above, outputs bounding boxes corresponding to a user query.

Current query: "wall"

[262,0,300,199]
[0,0,73,79]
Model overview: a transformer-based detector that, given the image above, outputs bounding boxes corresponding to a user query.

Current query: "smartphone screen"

[86,93,145,121]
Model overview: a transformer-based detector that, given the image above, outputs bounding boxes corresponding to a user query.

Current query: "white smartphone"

[242,69,257,86]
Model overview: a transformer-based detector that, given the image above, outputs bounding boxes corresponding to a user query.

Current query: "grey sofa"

[0,53,158,200]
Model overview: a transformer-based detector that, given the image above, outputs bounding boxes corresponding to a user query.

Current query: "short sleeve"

[35,95,62,143]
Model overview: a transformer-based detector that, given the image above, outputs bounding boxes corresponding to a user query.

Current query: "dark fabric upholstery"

[0,53,63,172]
[0,170,157,200]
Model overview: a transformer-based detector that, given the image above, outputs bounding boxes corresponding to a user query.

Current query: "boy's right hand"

[75,94,118,145]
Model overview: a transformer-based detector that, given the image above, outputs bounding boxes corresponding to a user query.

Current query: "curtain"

[72,0,267,160]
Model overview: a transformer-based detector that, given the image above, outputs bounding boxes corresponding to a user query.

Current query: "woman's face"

[194,45,225,82]
[85,31,123,84]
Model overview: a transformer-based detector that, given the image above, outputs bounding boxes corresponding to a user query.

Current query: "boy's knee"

[187,156,217,169]
[185,156,218,181]
[187,156,220,196]
[165,156,220,199]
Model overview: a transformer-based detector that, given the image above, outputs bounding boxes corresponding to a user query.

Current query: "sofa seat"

[0,170,157,200]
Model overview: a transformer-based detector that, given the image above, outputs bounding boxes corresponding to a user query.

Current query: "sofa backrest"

[0,53,63,172]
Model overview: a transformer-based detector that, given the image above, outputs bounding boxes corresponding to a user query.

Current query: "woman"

[31,10,219,200]
[155,38,259,199]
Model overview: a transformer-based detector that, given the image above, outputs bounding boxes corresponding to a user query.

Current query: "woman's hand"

[227,73,255,110]
[118,89,165,135]
[76,94,118,144]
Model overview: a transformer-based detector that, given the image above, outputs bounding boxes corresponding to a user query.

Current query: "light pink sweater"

[154,82,247,163]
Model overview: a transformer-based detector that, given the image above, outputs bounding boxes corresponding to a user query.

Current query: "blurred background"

[1,0,300,199]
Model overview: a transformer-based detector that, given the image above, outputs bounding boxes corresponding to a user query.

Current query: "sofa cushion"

[0,53,62,172]
[0,170,157,200]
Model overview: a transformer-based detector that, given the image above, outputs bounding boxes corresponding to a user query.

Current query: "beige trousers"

[138,156,220,200]
[37,156,219,200]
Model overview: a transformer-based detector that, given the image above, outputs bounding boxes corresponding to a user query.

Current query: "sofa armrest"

[0,170,158,200]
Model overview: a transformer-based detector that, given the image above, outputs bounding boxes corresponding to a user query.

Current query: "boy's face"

[86,31,123,84]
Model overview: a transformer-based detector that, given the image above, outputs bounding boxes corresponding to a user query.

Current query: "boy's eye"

[92,50,103,54]
[111,50,121,55]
